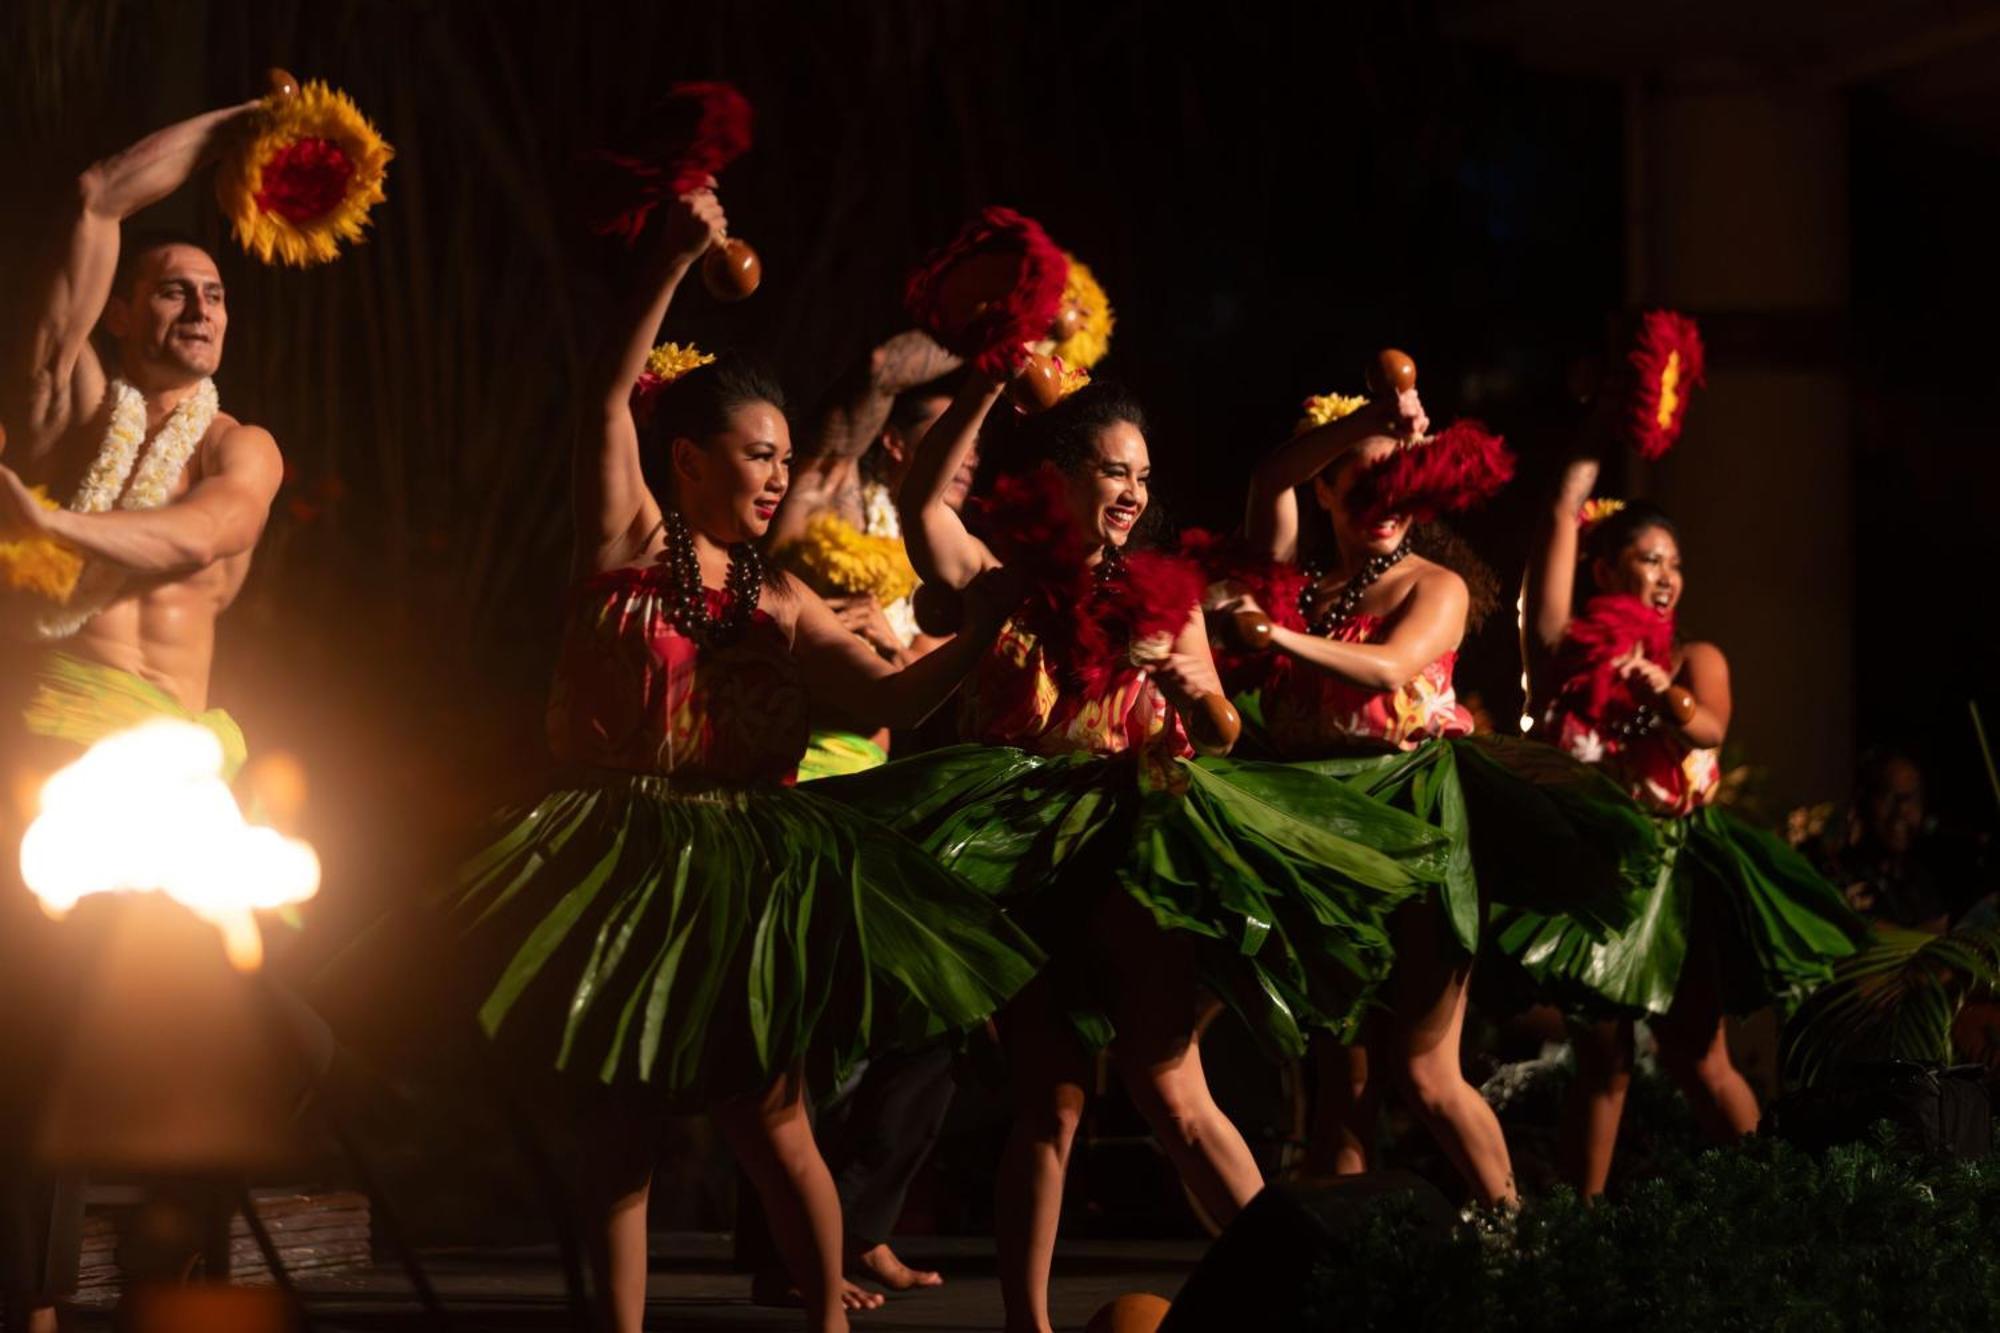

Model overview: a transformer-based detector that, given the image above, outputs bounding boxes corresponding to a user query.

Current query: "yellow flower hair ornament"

[1294,392,1369,437]
[632,342,717,423]
[1578,496,1626,541]
[779,512,919,606]
[215,70,393,267]
[0,488,84,602]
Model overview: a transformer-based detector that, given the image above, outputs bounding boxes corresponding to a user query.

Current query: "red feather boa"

[1347,421,1515,526]
[1625,310,1706,461]
[904,207,1069,378]
[1176,529,1307,632]
[580,82,754,245]
[1552,594,1675,730]
[977,464,1202,697]
[1177,528,1307,695]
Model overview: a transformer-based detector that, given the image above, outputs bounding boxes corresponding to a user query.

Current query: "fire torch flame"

[19,720,320,970]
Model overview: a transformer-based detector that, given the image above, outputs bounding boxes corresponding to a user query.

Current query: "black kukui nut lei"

[664,508,764,645]
[1298,537,1412,638]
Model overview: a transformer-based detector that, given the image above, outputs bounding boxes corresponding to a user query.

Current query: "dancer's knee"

[1660,1034,1736,1091]
[1394,1051,1466,1119]
[1121,1062,1214,1147]
[1013,1080,1086,1150]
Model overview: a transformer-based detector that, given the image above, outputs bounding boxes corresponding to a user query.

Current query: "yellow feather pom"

[780,513,919,605]
[1055,359,1091,401]
[645,342,717,384]
[1050,254,1115,370]
[1294,392,1370,437]
[215,80,394,267]
[0,488,84,602]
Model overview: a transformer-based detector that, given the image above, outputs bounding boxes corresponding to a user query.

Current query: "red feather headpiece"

[1347,421,1515,527]
[976,464,1202,697]
[904,207,1070,378]
[1624,310,1706,461]
[579,82,754,245]
[1552,593,1675,728]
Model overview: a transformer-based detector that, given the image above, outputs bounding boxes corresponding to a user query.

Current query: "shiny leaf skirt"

[1490,804,1865,1017]
[817,744,1453,1055]
[1276,737,1657,957]
[445,773,1044,1104]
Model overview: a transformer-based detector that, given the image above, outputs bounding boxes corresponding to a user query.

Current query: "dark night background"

[3,0,1999,1232]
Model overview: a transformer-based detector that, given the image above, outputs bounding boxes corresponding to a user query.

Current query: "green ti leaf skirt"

[446,772,1045,1106]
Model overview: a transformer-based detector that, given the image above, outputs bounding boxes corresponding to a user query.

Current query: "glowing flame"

[19,721,320,970]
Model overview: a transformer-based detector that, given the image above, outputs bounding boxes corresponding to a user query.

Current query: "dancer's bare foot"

[852,1242,943,1290]
[750,1267,885,1311]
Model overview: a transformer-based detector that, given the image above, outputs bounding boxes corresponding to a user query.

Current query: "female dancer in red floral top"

[1227,386,1521,1206]
[914,376,1254,1331]
[836,368,1447,1333]
[447,189,1039,1333]
[1500,455,1859,1196]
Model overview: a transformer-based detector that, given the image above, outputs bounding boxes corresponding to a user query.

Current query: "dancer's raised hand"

[662,184,727,267]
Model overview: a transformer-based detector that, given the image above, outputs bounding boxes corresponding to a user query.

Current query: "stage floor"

[160,1233,1199,1330]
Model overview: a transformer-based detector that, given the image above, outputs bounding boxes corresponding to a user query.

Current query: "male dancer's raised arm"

[4,99,256,463]
[0,97,281,713]
[767,329,960,549]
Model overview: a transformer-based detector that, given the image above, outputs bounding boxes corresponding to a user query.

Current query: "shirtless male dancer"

[0,97,283,1333]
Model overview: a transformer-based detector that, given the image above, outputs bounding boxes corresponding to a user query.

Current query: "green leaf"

[1782,924,2000,1086]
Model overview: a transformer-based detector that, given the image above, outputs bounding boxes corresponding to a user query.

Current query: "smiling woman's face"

[1315,435,1411,560]
[672,401,792,543]
[1596,523,1683,615]
[1064,420,1150,548]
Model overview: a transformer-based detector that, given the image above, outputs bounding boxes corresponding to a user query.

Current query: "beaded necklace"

[1296,538,1411,637]
[661,509,764,644]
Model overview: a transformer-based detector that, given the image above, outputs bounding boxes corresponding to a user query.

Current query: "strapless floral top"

[546,565,810,786]
[959,616,1190,762]
[1263,614,1473,757]
[1545,704,1721,818]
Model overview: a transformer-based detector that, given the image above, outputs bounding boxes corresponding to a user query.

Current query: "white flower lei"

[39,377,219,640]
[861,481,902,542]
[861,480,920,649]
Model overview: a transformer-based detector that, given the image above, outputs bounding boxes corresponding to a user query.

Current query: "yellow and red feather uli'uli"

[215,80,393,267]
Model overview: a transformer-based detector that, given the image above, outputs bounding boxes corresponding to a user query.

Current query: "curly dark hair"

[992,378,1169,544]
[1411,523,1502,632]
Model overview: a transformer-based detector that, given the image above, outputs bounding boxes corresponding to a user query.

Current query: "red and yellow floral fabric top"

[547,566,809,786]
[959,615,1190,763]
[1264,614,1473,756]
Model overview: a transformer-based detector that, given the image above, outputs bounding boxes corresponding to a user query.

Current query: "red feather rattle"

[904,207,1074,413]
[1624,310,1706,460]
[581,81,762,301]
[1346,348,1515,527]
